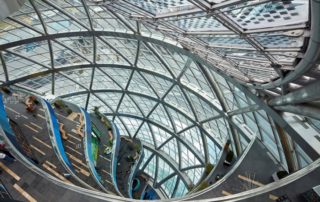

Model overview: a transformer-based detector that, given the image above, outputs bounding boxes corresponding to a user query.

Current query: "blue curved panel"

[0,93,22,152]
[0,94,15,137]
[42,99,74,171]
[81,108,106,189]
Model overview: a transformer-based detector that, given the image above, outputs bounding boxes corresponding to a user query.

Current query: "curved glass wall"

[0,0,315,199]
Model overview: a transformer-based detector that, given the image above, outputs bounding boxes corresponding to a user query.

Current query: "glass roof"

[107,0,309,84]
[0,0,313,199]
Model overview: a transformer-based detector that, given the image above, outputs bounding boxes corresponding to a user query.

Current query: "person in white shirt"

[0,152,15,163]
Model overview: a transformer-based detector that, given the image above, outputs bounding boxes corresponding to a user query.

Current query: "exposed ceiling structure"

[103,0,313,87]
[0,0,317,198]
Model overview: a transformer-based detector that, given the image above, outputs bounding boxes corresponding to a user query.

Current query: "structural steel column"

[275,120,298,173]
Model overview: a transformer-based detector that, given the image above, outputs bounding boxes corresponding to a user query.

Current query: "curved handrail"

[179,136,257,200]
[110,122,123,196]
[81,108,111,193]
[128,140,144,198]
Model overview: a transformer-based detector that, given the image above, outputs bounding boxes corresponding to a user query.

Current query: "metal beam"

[185,23,307,35]
[157,164,203,187]
[134,40,140,67]
[0,52,9,82]
[102,112,205,164]
[235,89,319,160]
[153,156,159,187]
[143,143,193,188]
[175,58,210,164]
[227,104,261,117]
[106,7,136,33]
[28,0,55,94]
[81,0,96,111]
[143,41,175,79]
[177,58,192,81]
[7,16,44,35]
[197,62,241,155]
[269,79,320,106]
[113,70,134,122]
[171,178,180,198]
[42,0,90,31]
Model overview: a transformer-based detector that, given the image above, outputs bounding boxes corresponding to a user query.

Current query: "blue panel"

[43,100,74,170]
[0,93,23,152]
[81,108,103,182]
[0,94,15,135]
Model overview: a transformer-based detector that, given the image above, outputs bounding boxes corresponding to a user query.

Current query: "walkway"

[116,137,140,198]
[2,91,78,186]
[248,163,320,202]
[0,159,108,202]
[90,114,116,193]
[53,101,101,190]
[191,139,283,200]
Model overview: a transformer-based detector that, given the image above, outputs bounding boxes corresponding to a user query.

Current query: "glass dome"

[0,0,316,199]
